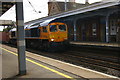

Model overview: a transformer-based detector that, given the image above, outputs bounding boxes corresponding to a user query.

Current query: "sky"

[0,0,102,31]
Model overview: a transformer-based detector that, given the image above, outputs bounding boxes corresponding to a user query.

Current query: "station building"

[48,0,120,43]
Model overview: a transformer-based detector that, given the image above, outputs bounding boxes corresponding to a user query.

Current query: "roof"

[25,1,120,26]
[39,18,55,26]
[48,1,88,15]
[25,18,55,29]
[0,1,15,16]
[56,2,88,11]
[26,18,65,29]
[0,20,13,26]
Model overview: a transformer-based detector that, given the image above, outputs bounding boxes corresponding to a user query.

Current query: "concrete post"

[117,20,120,43]
[0,2,2,80]
[73,19,77,41]
[105,9,120,43]
[15,1,26,75]
[0,1,1,16]
[105,15,109,43]
[100,17,106,42]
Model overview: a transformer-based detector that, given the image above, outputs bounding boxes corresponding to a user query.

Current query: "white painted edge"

[70,42,119,47]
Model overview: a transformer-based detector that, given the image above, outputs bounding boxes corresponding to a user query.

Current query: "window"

[50,25,57,32]
[43,27,47,32]
[31,28,40,37]
[110,19,117,35]
[92,23,97,36]
[59,25,66,31]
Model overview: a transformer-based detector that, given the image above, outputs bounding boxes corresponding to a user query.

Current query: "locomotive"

[9,19,69,51]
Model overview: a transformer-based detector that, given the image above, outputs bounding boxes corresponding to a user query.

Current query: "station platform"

[1,44,119,80]
[70,41,120,48]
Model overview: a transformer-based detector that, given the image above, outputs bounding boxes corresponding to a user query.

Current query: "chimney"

[69,0,75,2]
[49,0,56,2]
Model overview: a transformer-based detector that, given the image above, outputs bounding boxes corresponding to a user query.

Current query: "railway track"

[4,43,120,77]
[61,51,120,73]
[65,51,119,65]
[26,47,120,77]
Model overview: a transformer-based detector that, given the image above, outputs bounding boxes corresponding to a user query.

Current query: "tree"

[3,21,16,32]
[3,27,13,32]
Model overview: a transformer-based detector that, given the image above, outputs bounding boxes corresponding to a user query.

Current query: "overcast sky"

[0,0,102,31]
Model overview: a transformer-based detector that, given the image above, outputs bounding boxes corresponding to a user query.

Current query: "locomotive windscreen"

[58,25,66,31]
[50,25,57,32]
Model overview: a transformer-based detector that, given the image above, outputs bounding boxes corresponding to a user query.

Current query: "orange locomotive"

[9,19,69,51]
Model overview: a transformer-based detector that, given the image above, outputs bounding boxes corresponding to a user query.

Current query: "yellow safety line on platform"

[0,47,75,80]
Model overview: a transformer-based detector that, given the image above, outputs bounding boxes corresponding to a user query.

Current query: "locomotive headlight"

[64,38,67,40]
[51,39,54,41]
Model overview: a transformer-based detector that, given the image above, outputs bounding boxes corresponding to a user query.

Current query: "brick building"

[48,0,89,16]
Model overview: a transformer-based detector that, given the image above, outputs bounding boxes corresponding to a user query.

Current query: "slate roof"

[48,2,89,12]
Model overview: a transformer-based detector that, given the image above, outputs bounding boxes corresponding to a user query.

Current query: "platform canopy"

[0,1,15,16]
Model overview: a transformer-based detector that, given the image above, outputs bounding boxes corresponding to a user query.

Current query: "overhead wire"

[27,0,41,13]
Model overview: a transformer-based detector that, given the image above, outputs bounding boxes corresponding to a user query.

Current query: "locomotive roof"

[39,18,65,26]
[10,25,31,31]
[26,25,39,29]
[39,18,55,27]
[25,18,55,29]
[25,18,65,29]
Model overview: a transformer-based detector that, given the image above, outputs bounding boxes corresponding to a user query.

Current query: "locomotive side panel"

[40,26,49,40]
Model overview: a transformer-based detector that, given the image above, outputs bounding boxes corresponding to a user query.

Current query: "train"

[9,19,69,51]
[0,32,9,43]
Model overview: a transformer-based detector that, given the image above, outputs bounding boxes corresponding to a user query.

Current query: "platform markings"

[0,47,76,80]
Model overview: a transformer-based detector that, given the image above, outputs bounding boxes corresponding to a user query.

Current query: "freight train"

[0,32,9,43]
[9,19,69,51]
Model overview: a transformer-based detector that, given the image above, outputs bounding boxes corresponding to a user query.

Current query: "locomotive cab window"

[58,25,66,31]
[50,25,57,32]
